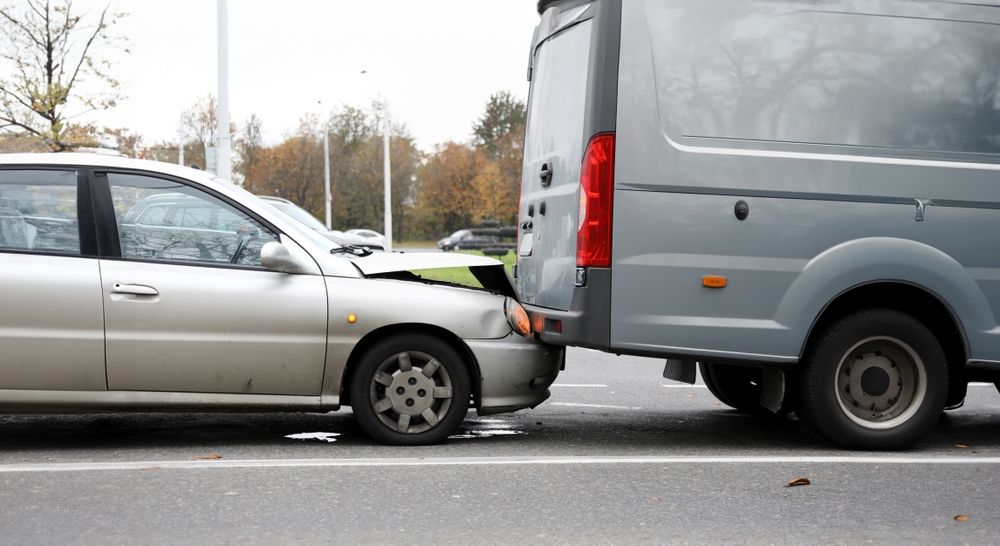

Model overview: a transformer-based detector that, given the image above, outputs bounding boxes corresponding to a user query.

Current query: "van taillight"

[577,132,615,268]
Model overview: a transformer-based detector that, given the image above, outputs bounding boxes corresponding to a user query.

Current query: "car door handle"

[112,283,159,296]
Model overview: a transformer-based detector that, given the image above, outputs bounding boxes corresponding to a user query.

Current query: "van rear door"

[517,5,594,311]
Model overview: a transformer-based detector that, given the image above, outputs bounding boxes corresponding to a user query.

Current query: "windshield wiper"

[330,244,373,257]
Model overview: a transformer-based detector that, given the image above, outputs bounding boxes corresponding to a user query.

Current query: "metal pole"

[178,122,185,166]
[383,114,392,251]
[324,131,332,230]
[216,0,232,182]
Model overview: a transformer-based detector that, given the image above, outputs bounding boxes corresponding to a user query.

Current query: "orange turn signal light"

[505,298,532,337]
[347,313,358,324]
[702,275,727,289]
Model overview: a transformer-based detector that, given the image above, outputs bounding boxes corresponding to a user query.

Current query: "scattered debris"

[954,444,969,449]
[954,515,969,522]
[786,477,811,487]
[195,453,222,460]
[285,432,340,443]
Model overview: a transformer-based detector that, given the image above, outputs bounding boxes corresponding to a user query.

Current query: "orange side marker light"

[702,275,727,289]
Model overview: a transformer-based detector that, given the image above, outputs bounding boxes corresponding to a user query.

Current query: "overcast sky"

[72,1,539,152]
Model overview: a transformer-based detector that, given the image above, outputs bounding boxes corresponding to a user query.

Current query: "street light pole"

[216,0,232,182]
[323,130,332,230]
[383,113,392,251]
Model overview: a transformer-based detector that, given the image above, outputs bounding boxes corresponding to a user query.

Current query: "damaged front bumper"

[467,333,564,415]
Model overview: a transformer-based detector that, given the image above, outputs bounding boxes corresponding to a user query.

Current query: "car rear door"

[0,168,105,392]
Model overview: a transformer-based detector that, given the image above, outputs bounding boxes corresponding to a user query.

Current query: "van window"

[647,0,1000,156]
[525,20,593,168]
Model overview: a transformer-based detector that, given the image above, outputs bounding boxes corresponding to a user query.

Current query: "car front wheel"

[796,309,947,449]
[350,334,471,445]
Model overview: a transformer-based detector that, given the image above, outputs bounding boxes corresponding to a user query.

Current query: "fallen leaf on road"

[196,453,222,460]
[954,515,969,522]
[786,477,811,487]
[954,444,969,449]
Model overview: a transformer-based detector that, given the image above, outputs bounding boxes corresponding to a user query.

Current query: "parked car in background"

[438,229,497,251]
[345,228,385,247]
[0,153,563,445]
[257,196,384,250]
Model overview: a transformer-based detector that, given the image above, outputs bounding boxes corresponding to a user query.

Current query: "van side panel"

[611,0,1000,363]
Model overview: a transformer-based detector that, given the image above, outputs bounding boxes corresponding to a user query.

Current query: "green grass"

[412,250,515,288]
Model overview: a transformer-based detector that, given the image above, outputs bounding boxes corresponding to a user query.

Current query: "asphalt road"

[2,348,999,545]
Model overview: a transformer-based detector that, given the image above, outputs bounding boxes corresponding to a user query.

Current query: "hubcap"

[369,350,453,434]
[835,336,926,429]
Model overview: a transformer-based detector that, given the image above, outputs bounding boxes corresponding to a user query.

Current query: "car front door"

[98,171,327,395]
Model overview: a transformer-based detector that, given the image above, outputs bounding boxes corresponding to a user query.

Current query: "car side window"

[108,173,278,267]
[0,170,80,255]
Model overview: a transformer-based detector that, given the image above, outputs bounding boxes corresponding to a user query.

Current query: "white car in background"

[0,153,563,445]
[345,228,385,247]
[257,195,384,251]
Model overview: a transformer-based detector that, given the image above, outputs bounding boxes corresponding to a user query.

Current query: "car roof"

[0,152,222,186]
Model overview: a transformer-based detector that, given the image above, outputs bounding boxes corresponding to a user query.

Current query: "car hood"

[349,251,501,275]
[349,251,518,300]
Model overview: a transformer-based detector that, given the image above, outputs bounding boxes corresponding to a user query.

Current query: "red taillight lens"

[577,132,615,268]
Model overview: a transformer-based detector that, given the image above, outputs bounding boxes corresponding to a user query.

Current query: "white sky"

[72,1,539,152]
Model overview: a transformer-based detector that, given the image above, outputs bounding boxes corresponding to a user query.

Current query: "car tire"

[350,334,471,445]
[699,362,792,416]
[796,309,947,450]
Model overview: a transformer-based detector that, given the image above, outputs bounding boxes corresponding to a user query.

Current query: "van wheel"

[796,309,947,449]
[350,334,471,445]
[699,363,791,415]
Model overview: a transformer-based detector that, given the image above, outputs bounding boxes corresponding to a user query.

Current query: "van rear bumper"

[523,267,612,350]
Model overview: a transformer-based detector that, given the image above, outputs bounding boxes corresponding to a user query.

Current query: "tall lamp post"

[323,129,332,230]
[216,0,232,182]
[382,110,392,251]
[361,70,392,251]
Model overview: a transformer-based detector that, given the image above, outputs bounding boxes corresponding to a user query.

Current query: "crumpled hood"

[350,251,518,300]
[349,251,502,275]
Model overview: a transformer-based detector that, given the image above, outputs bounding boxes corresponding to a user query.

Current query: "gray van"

[516,0,1000,449]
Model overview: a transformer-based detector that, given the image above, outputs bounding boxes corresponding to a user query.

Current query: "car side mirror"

[261,241,308,273]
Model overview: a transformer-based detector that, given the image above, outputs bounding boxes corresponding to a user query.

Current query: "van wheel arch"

[799,281,968,408]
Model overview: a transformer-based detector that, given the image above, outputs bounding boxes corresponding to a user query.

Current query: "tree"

[415,142,483,236]
[472,91,526,156]
[234,113,263,188]
[470,91,526,223]
[0,0,126,151]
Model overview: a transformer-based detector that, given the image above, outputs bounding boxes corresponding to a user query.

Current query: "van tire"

[796,309,947,450]
[699,362,791,416]
[350,334,471,445]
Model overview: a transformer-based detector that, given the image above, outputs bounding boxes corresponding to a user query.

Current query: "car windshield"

[267,200,328,232]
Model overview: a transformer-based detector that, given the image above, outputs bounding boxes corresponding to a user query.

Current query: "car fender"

[319,276,513,409]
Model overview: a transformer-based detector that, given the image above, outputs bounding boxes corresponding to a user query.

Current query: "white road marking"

[550,402,642,410]
[970,383,995,387]
[550,384,609,388]
[2,455,1000,473]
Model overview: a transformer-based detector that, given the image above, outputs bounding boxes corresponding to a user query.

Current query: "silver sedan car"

[0,154,563,445]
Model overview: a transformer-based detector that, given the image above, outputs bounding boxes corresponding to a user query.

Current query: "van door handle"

[540,163,553,187]
[112,283,159,296]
